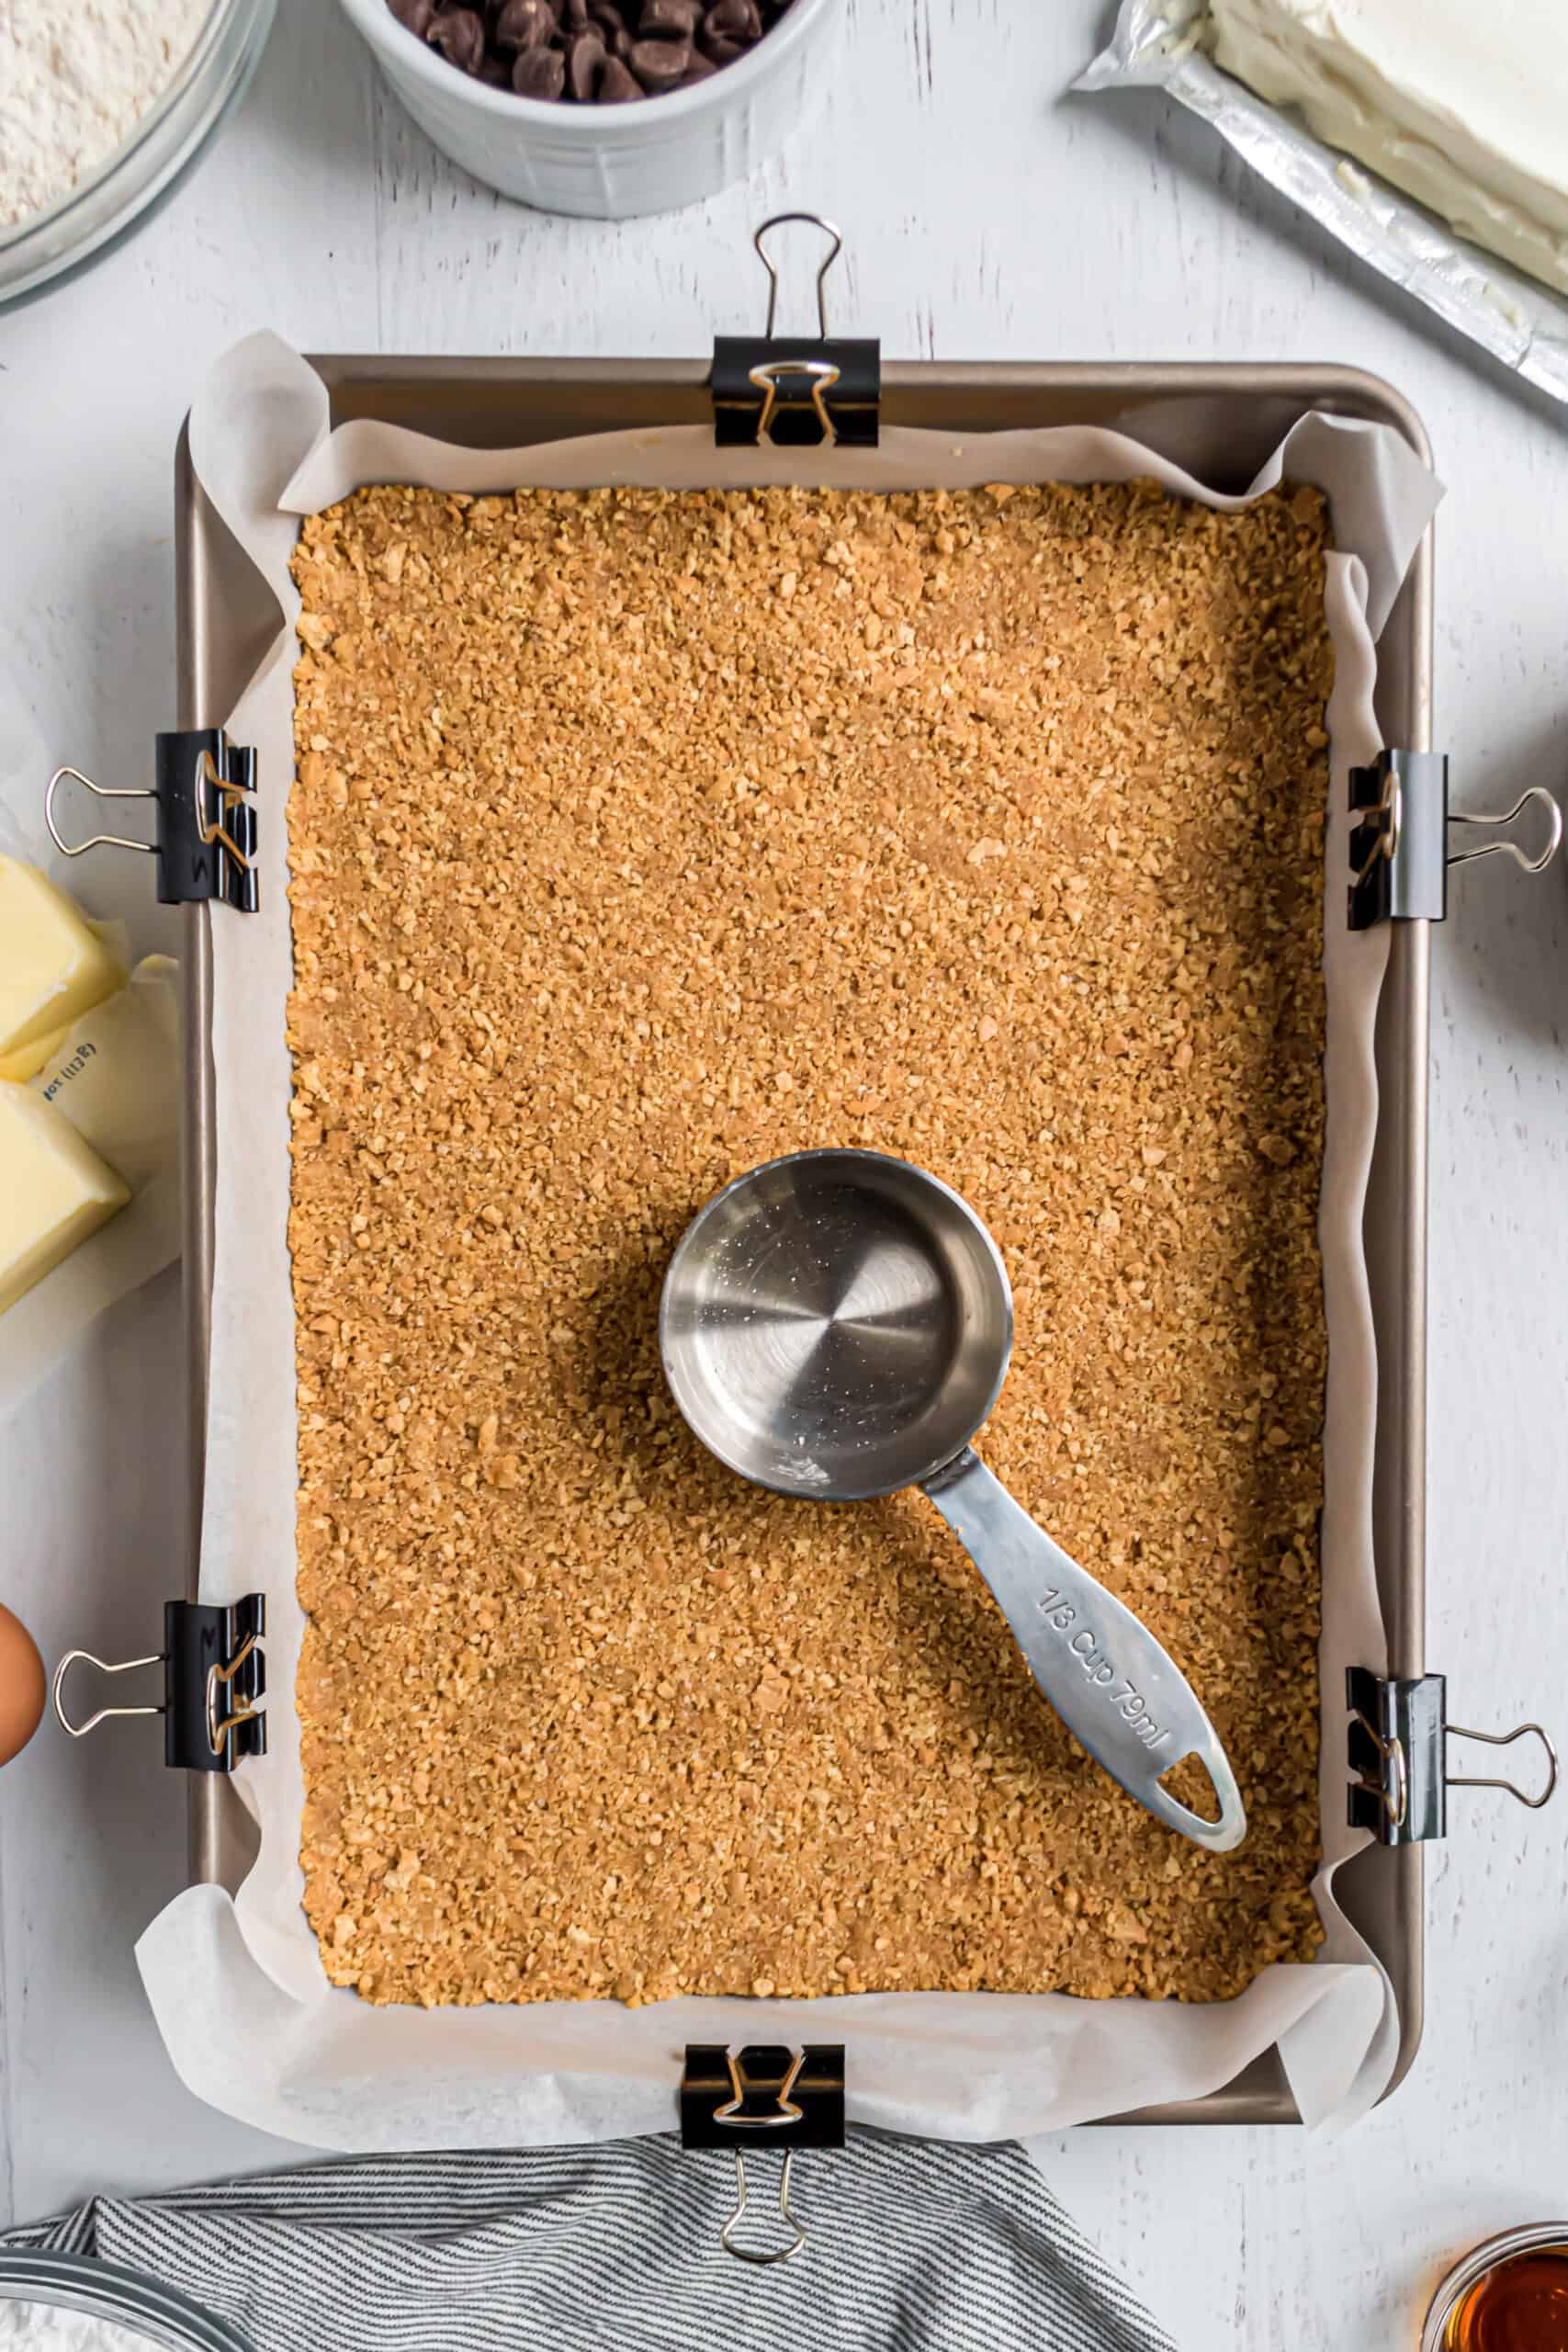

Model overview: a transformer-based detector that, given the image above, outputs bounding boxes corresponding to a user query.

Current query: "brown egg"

[0,1601,46,1766]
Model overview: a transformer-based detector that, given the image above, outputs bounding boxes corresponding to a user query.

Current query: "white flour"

[0,0,213,232]
[0,2301,164,2350]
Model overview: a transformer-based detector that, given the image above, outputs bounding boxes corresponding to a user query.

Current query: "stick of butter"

[0,1080,130,1316]
[0,857,125,1075]
[0,1023,69,1084]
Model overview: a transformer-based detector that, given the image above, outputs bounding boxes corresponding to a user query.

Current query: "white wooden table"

[5,3,1567,2341]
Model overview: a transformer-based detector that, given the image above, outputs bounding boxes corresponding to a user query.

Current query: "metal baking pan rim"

[174,355,1432,2127]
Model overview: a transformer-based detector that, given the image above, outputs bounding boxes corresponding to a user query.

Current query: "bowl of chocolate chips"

[337,0,841,216]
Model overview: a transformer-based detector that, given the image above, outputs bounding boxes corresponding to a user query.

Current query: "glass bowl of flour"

[0,2250,254,2352]
[0,0,276,309]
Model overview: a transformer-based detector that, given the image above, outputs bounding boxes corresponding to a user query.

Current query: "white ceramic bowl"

[335,0,844,219]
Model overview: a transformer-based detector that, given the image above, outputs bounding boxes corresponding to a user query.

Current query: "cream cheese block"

[1208,0,1568,298]
[0,857,125,1070]
[0,1080,130,1315]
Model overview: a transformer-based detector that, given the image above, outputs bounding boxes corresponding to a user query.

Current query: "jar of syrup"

[1423,2224,1568,2350]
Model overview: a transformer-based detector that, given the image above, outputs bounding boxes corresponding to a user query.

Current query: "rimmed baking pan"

[164,352,1434,2126]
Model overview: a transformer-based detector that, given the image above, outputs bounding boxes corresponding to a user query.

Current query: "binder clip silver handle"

[43,765,158,863]
[753,209,842,339]
[748,357,842,446]
[1446,1717,1559,1809]
[1448,786,1562,876]
[720,2150,805,2267]
[51,1648,164,1738]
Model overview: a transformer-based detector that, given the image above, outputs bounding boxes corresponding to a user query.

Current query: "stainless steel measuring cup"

[659,1148,1246,1852]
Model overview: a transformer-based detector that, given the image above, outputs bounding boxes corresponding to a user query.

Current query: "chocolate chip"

[428,7,488,70]
[597,52,645,97]
[705,0,761,37]
[629,35,689,85]
[513,41,567,95]
[495,0,558,46]
[386,0,439,34]
[407,0,794,102]
[639,0,699,32]
[567,26,606,94]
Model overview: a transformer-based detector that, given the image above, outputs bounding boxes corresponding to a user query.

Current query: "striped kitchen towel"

[6,2133,1177,2352]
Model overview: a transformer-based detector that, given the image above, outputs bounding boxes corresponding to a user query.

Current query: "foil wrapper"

[1077,0,1568,411]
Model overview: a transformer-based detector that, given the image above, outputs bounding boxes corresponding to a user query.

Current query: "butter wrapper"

[31,956,180,1198]
[1077,0,1568,412]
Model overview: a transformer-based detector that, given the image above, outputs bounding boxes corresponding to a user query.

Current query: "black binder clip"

[712,213,880,449]
[1347,1665,1556,1847]
[45,728,259,911]
[53,1595,267,1774]
[681,2042,845,2266]
[1348,748,1559,930]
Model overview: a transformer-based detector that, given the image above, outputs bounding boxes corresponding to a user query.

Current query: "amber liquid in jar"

[1446,2247,1568,2350]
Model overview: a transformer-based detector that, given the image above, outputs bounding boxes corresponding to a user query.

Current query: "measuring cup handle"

[923,1450,1247,1853]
